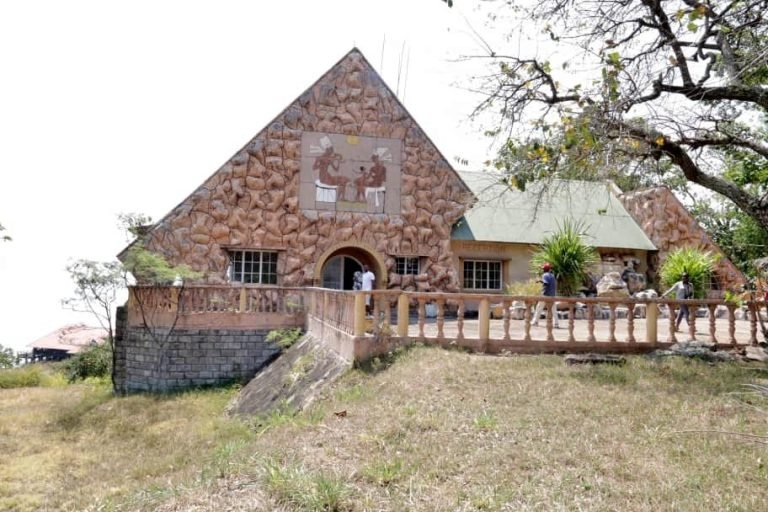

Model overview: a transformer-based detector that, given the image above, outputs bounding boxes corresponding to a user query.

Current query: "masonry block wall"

[115,327,280,393]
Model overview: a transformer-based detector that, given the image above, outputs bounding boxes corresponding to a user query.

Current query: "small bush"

[530,220,600,296]
[505,279,541,296]
[659,247,718,299]
[266,328,304,350]
[0,366,43,389]
[64,343,112,382]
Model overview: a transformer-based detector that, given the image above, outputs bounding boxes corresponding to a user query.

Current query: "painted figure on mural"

[313,136,349,200]
[354,151,387,201]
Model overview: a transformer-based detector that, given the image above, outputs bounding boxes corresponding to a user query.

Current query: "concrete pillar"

[354,293,366,337]
[397,294,409,337]
[646,301,658,344]
[479,298,490,341]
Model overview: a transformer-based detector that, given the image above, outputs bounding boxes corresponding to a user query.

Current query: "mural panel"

[300,132,402,213]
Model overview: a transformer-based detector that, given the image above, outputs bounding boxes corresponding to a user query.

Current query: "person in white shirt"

[361,265,375,315]
[662,272,694,331]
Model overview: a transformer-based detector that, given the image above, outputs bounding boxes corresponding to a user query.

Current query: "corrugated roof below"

[452,173,656,251]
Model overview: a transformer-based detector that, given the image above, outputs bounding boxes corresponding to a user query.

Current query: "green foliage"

[505,279,541,296]
[266,328,304,350]
[472,410,498,430]
[64,343,112,382]
[262,458,350,511]
[530,220,599,296]
[62,259,123,338]
[468,0,768,233]
[0,343,15,368]
[122,246,201,285]
[0,366,43,389]
[659,248,718,299]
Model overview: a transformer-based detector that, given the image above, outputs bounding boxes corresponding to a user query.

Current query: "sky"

[0,0,522,351]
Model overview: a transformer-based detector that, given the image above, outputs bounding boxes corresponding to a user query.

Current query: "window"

[229,250,278,284]
[395,256,420,275]
[463,260,502,290]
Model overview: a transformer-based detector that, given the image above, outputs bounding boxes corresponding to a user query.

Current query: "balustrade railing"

[128,285,766,350]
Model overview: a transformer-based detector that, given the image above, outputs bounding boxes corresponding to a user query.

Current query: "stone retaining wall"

[115,327,281,393]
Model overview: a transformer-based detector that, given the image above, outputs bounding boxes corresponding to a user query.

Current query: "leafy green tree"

[0,343,15,368]
[62,259,123,390]
[444,0,768,231]
[530,220,599,296]
[659,248,718,299]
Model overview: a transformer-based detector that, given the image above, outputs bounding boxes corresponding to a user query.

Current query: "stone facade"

[139,49,472,293]
[620,186,745,294]
[115,327,280,393]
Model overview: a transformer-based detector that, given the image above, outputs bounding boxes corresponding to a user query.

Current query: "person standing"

[662,272,694,331]
[532,263,560,328]
[361,265,375,315]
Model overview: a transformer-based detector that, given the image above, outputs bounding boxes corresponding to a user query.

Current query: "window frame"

[463,259,503,291]
[228,250,279,285]
[394,256,420,276]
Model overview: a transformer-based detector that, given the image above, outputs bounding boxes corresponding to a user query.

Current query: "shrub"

[0,366,43,389]
[530,220,600,296]
[266,328,304,350]
[659,247,719,299]
[505,279,541,296]
[64,343,112,382]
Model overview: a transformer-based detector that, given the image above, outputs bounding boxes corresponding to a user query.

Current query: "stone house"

[115,48,747,392]
[130,47,743,301]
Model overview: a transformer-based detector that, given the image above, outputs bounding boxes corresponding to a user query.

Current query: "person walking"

[533,263,560,328]
[361,265,375,315]
[662,272,694,331]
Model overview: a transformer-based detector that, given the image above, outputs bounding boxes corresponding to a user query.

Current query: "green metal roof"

[451,172,657,251]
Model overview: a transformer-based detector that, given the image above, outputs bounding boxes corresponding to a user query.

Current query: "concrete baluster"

[456,300,465,341]
[523,300,532,342]
[750,303,758,345]
[545,301,554,342]
[608,303,617,343]
[586,303,596,343]
[437,299,445,339]
[418,298,426,340]
[567,302,575,343]
[626,303,635,343]
[502,299,511,342]
[667,303,677,343]
[688,302,697,342]
[707,305,717,345]
[727,305,737,345]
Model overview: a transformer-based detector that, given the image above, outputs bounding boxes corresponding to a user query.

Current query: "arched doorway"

[315,242,387,290]
[321,255,363,290]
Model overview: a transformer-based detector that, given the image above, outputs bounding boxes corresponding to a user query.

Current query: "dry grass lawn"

[2,347,768,511]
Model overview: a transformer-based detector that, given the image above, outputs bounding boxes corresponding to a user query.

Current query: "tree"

[62,259,123,390]
[0,222,10,242]
[530,220,599,296]
[445,0,768,231]
[118,213,202,392]
[0,343,15,369]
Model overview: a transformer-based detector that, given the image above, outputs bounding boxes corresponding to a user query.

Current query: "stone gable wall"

[142,50,472,292]
[620,187,745,294]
